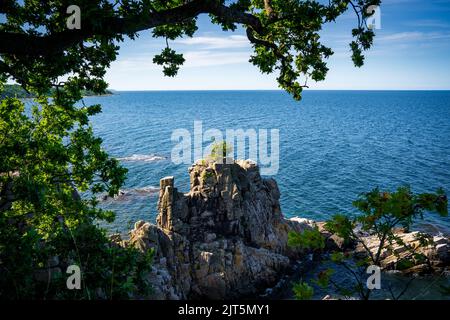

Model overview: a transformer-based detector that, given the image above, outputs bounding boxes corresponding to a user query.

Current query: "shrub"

[288,186,448,300]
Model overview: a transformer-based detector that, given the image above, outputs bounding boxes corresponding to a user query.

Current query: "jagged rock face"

[125,159,450,299]
[316,221,449,275]
[354,231,449,274]
[127,160,310,299]
[157,159,297,253]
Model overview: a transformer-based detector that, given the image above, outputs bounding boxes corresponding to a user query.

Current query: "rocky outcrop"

[123,159,449,299]
[126,159,311,299]
[315,221,449,275]
[354,230,449,274]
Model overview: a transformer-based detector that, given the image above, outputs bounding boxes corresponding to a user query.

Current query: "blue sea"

[84,90,450,235]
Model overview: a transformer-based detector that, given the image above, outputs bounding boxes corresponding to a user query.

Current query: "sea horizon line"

[107,89,450,92]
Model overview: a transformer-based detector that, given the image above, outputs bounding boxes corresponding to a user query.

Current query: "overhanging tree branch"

[0,0,262,56]
[0,0,381,101]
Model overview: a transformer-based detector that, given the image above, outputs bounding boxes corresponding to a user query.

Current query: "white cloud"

[183,51,250,67]
[175,35,250,49]
[110,50,250,72]
[404,19,450,29]
[378,31,450,42]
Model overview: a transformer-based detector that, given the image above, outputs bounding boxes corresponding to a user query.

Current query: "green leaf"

[288,227,325,250]
[292,281,314,300]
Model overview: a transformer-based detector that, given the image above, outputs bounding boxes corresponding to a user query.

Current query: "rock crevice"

[127,159,310,299]
[124,159,449,299]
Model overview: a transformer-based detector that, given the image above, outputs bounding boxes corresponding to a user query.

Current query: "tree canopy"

[0,0,381,99]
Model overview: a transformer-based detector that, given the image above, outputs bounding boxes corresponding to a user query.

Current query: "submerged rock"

[126,159,311,299]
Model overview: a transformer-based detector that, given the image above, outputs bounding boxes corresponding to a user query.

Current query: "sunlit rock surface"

[126,159,310,299]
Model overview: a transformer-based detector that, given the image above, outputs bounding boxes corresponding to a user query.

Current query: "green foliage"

[0,91,127,225]
[324,214,355,244]
[0,0,380,101]
[289,186,448,300]
[288,227,325,250]
[292,281,314,300]
[200,170,215,183]
[396,258,415,271]
[245,0,381,100]
[153,47,186,77]
[209,141,233,162]
[0,37,148,299]
[54,224,154,299]
[313,268,334,288]
[0,220,154,299]
[0,80,156,299]
[330,251,345,263]
[353,186,448,230]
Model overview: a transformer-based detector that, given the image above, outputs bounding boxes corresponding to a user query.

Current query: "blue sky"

[105,0,450,91]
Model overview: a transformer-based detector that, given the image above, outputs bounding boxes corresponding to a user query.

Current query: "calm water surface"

[83,90,450,235]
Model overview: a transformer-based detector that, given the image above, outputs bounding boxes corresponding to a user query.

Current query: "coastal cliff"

[125,159,311,299]
[119,159,449,300]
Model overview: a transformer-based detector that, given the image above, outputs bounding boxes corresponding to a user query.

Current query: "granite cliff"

[118,159,449,299]
[125,159,311,299]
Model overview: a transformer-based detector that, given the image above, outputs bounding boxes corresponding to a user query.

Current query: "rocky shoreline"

[112,159,449,299]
